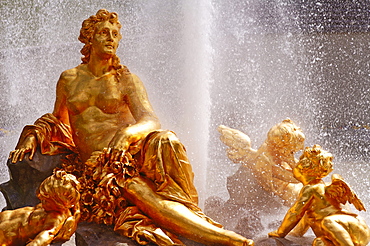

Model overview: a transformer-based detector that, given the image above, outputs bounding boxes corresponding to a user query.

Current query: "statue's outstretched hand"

[107,128,136,162]
[102,147,127,164]
[9,134,37,163]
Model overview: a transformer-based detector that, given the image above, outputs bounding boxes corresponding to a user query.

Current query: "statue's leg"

[289,214,310,237]
[138,130,198,204]
[122,176,253,246]
[320,215,370,246]
[312,237,334,246]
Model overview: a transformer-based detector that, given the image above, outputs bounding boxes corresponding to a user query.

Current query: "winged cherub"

[268,145,370,246]
[218,119,305,206]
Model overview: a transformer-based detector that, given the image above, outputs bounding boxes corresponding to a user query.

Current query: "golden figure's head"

[294,145,334,182]
[37,170,81,210]
[266,119,305,152]
[79,9,122,65]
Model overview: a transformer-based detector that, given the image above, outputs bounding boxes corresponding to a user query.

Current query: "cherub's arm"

[269,185,313,237]
[288,213,310,237]
[53,205,80,241]
[26,213,65,246]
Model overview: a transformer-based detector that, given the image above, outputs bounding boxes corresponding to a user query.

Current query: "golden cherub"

[218,119,305,205]
[0,170,80,246]
[268,145,370,246]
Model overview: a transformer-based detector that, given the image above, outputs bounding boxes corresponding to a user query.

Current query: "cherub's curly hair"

[78,9,123,72]
[298,145,334,179]
[266,119,305,149]
[37,170,81,209]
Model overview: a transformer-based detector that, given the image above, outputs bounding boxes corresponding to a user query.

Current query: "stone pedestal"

[75,222,204,246]
[75,223,138,246]
[254,236,314,246]
[74,222,314,246]
[0,152,66,210]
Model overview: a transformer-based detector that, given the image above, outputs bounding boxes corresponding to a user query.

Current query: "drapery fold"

[20,114,219,245]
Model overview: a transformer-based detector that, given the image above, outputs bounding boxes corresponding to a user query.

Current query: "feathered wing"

[325,174,366,211]
[217,125,257,162]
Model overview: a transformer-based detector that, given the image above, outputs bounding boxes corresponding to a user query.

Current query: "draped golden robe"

[16,113,219,245]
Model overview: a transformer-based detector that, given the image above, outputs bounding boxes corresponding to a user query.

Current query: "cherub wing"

[218,125,257,162]
[325,174,366,211]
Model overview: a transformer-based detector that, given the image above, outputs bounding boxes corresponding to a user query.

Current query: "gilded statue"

[268,145,370,246]
[0,170,80,246]
[6,9,253,246]
[218,119,305,206]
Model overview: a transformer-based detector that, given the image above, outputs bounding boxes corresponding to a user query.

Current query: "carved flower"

[81,191,94,206]
[80,206,92,222]
[111,161,123,174]
[103,213,114,225]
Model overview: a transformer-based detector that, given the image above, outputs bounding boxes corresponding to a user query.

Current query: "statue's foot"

[225,230,254,246]
[244,239,254,246]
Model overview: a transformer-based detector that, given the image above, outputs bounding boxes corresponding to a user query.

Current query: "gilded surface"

[8,9,253,246]
[218,119,305,205]
[0,170,80,246]
[268,145,370,246]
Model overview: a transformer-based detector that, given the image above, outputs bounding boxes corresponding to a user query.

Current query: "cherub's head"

[266,119,305,152]
[37,170,81,211]
[293,145,333,183]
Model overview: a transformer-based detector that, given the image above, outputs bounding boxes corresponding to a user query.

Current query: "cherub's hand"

[9,134,37,163]
[268,230,284,238]
[245,239,254,246]
[54,216,78,241]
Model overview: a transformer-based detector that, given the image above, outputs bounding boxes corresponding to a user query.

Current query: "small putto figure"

[218,119,305,205]
[0,170,80,246]
[268,145,370,246]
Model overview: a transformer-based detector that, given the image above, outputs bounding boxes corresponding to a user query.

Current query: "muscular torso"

[63,65,135,161]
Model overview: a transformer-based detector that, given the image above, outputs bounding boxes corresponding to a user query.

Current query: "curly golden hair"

[78,9,123,70]
[298,145,334,179]
[37,170,81,209]
[266,119,305,150]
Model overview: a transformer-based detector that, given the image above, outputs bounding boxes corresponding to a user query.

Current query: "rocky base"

[254,236,314,246]
[75,222,204,246]
[73,222,314,246]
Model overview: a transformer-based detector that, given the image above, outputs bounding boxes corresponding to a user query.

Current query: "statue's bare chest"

[66,73,127,114]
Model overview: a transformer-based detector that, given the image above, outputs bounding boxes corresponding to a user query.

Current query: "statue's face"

[92,21,121,57]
